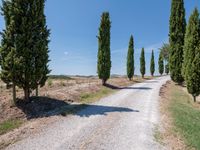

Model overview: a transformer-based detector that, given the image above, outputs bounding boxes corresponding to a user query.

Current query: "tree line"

[1,0,198,105]
[97,12,168,85]
[0,1,168,105]
[169,0,200,102]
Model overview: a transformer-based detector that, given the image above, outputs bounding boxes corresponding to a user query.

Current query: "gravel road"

[6,76,170,150]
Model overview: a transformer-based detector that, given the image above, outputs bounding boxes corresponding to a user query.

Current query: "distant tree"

[158,52,164,75]
[0,0,17,104]
[183,8,200,102]
[169,0,186,84]
[165,63,169,75]
[97,12,111,85]
[0,0,50,102]
[127,35,134,81]
[159,43,170,62]
[150,50,155,76]
[140,48,145,78]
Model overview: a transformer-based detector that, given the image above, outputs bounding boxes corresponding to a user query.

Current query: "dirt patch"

[159,81,187,150]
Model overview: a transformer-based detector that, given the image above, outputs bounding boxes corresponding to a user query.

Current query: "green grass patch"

[49,75,72,80]
[0,119,23,135]
[80,87,115,104]
[169,85,200,149]
[154,125,165,146]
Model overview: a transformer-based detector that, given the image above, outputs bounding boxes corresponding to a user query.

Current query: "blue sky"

[0,0,200,75]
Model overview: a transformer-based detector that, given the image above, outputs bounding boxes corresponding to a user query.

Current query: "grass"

[80,87,115,104]
[47,79,53,87]
[60,81,66,86]
[0,119,23,135]
[154,125,165,145]
[49,75,72,80]
[169,84,200,149]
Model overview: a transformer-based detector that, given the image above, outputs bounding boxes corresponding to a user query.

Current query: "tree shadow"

[16,97,138,119]
[144,80,159,83]
[75,104,138,117]
[104,83,152,90]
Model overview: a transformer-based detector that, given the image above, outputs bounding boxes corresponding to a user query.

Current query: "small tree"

[169,0,186,84]
[127,35,134,81]
[150,50,155,76]
[183,8,200,102]
[97,12,111,85]
[158,52,164,75]
[140,48,145,78]
[165,63,169,75]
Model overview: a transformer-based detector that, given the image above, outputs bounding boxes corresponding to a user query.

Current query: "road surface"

[7,76,170,150]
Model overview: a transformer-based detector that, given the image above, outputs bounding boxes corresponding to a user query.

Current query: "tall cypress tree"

[97,12,111,85]
[150,50,155,76]
[127,35,134,81]
[0,0,17,104]
[158,52,164,75]
[169,0,186,84]
[32,0,50,96]
[0,0,50,101]
[183,8,200,102]
[140,48,145,78]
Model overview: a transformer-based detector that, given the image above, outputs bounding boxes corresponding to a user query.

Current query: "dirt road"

[6,76,170,150]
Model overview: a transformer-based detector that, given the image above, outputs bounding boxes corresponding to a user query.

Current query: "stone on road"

[7,76,170,150]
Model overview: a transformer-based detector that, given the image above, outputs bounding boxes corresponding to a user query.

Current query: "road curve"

[7,76,170,150]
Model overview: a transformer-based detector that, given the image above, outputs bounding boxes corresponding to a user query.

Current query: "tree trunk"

[24,88,30,102]
[193,95,196,103]
[12,83,16,105]
[129,78,132,81]
[142,75,144,78]
[36,86,38,97]
[102,79,106,86]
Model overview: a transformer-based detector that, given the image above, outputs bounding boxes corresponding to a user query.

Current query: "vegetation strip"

[0,119,23,135]
[168,84,200,149]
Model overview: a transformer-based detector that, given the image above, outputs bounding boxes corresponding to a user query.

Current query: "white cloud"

[64,51,68,55]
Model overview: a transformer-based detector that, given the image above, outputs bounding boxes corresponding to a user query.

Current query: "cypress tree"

[97,12,111,85]
[183,8,200,102]
[150,50,155,76]
[0,0,17,104]
[0,0,50,102]
[165,63,169,75]
[169,0,186,84]
[32,0,51,96]
[140,48,145,78]
[127,35,134,81]
[158,52,164,75]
